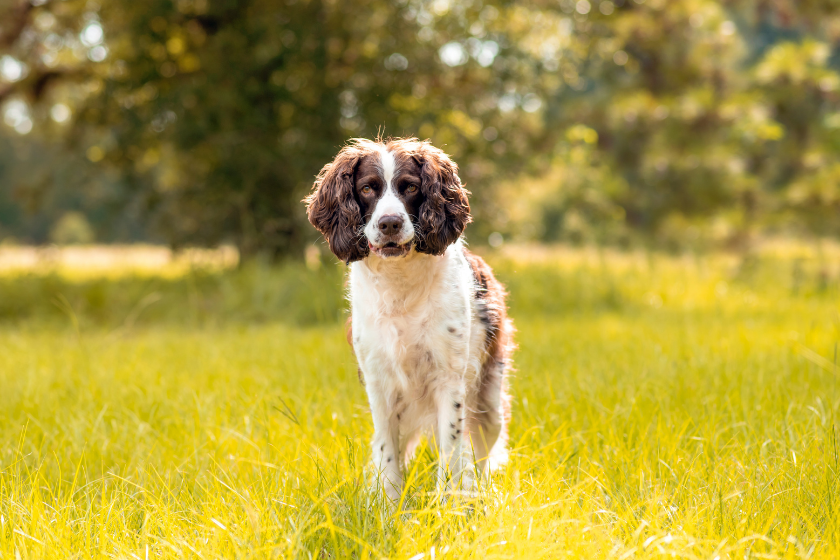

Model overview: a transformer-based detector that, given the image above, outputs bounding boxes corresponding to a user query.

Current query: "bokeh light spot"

[0,56,26,82]
[522,94,543,113]
[89,46,108,62]
[80,22,104,47]
[51,104,72,123]
[384,53,408,71]
[439,42,468,67]
[3,99,32,134]
[87,146,105,162]
[613,50,628,65]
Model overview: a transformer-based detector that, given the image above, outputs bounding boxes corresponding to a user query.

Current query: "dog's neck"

[362,246,443,281]
[355,244,453,314]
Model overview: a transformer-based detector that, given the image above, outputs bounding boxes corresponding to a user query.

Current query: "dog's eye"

[360,185,372,195]
[405,184,418,194]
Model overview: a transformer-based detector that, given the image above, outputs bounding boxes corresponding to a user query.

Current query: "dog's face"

[304,138,471,263]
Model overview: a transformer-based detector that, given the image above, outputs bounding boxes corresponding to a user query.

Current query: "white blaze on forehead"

[371,146,401,211]
[364,145,415,247]
[373,145,397,189]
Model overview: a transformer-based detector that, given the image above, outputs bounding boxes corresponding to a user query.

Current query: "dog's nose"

[378,215,404,236]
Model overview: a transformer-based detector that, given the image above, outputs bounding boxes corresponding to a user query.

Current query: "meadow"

[0,243,838,559]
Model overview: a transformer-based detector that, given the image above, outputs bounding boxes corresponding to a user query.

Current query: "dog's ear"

[304,145,370,263]
[413,143,472,255]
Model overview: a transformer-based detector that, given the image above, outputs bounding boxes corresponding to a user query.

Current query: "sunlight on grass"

[0,245,239,280]
[0,245,838,558]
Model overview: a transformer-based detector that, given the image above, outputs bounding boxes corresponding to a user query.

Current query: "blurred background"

[4,4,840,555]
[1,0,839,258]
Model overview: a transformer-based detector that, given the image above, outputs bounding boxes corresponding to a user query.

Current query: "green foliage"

[0,0,527,253]
[505,0,840,245]
[49,210,95,244]
[2,0,840,251]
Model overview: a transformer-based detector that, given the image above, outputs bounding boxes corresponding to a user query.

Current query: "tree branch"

[0,1,34,49]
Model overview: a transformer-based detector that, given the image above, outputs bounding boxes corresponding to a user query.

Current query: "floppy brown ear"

[304,146,369,263]
[414,144,472,255]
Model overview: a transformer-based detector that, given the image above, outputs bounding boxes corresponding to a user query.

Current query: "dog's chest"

[350,260,472,390]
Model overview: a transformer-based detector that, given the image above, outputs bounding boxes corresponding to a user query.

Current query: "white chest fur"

[347,240,504,499]
[350,242,481,398]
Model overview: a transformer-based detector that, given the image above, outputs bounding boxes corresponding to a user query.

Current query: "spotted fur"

[304,138,514,501]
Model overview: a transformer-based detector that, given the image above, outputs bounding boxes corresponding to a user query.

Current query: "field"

[1,243,839,559]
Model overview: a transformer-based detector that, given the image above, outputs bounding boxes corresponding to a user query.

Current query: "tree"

[500,0,840,245]
[2,0,839,253]
[1,0,532,255]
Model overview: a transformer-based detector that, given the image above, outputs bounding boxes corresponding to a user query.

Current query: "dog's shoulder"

[461,248,506,304]
[460,248,509,342]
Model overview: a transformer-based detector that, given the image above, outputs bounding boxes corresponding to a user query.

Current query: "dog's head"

[304,138,471,263]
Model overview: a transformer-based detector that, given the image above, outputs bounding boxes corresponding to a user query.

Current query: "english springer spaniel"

[304,138,514,500]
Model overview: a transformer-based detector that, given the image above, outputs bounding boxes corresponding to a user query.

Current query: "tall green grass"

[0,246,838,558]
[0,259,346,327]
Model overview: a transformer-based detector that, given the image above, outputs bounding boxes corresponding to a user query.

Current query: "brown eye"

[406,184,418,194]
[360,185,372,195]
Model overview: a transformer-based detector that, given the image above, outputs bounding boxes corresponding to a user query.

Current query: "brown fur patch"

[303,138,471,263]
[463,249,514,423]
[304,142,372,263]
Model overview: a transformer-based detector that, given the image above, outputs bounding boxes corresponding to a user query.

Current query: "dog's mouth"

[369,240,411,258]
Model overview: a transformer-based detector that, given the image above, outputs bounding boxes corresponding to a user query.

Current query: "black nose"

[378,215,404,236]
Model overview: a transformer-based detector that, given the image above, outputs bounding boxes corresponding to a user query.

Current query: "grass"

[0,243,839,558]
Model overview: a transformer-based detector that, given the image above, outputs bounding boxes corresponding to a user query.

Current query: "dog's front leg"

[435,383,474,497]
[367,382,402,502]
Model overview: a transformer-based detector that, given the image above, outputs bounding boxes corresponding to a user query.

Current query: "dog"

[304,137,514,500]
